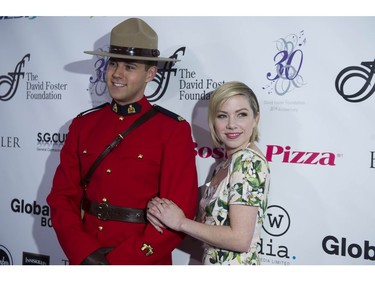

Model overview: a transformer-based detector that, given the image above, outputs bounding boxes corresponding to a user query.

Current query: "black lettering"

[348,243,362,258]
[364,241,375,260]
[11,198,21,212]
[322,235,339,255]
[267,213,284,228]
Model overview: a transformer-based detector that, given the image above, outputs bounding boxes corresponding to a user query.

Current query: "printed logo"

[335,59,375,102]
[10,198,52,228]
[194,142,225,159]
[259,205,295,265]
[1,136,21,148]
[265,145,340,166]
[0,245,13,265]
[322,235,375,261]
[88,45,109,98]
[263,205,291,237]
[88,47,186,102]
[178,70,224,101]
[22,252,50,265]
[26,74,67,100]
[263,30,306,96]
[148,47,186,102]
[0,54,30,102]
[36,132,67,152]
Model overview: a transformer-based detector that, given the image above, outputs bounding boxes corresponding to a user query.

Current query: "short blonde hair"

[208,81,260,147]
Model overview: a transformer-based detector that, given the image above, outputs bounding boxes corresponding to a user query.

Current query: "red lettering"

[265,145,283,162]
[198,146,212,158]
[282,146,291,162]
[303,152,320,164]
[193,142,198,157]
[289,151,304,164]
[212,147,225,159]
[194,142,225,160]
[266,145,336,166]
[319,152,336,166]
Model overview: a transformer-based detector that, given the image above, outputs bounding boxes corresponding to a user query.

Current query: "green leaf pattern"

[201,148,270,265]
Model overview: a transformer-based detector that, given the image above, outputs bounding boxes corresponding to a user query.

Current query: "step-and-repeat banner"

[1,16,374,265]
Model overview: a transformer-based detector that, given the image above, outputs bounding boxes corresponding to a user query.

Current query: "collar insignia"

[128,104,136,114]
[111,100,141,115]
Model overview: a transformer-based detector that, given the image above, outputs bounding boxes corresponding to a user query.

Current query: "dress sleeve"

[228,149,269,207]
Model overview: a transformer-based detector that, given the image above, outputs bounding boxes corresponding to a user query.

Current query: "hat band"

[110,45,160,58]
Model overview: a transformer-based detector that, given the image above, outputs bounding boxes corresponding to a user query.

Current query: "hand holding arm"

[146,198,166,233]
[147,197,187,233]
[149,197,258,252]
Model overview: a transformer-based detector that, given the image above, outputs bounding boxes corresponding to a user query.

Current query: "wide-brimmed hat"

[84,18,178,62]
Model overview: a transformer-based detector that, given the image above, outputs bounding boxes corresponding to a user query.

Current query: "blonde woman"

[147,81,270,265]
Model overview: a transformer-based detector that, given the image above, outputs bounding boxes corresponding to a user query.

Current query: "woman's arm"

[147,197,258,252]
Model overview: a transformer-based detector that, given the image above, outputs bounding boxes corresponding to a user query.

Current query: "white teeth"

[113,83,126,87]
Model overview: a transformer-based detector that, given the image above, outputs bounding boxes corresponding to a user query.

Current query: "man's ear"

[146,66,158,82]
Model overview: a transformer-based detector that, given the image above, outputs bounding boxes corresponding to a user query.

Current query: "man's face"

[106,58,157,105]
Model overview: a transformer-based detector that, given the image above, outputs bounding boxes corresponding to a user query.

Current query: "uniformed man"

[47,18,198,265]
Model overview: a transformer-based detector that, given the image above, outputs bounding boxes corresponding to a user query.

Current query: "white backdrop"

[1,16,374,265]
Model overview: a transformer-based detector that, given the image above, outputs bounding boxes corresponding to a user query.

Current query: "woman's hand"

[146,197,186,233]
[146,197,167,233]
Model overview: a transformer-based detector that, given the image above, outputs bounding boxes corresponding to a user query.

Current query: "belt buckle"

[97,202,110,220]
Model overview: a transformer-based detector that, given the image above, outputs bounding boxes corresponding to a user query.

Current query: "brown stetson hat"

[84,18,179,62]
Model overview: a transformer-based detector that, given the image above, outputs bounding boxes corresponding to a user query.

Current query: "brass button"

[83,150,87,154]
[98,226,103,231]
[106,169,111,173]
[119,116,124,121]
[102,198,107,202]
[138,154,143,159]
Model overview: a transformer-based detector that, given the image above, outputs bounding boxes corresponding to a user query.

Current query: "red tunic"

[47,97,198,265]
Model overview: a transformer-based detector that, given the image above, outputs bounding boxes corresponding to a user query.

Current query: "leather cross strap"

[80,106,158,188]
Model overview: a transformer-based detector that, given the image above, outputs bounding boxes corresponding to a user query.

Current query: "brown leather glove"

[80,247,114,265]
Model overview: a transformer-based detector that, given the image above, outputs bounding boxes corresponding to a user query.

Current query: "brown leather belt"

[81,198,146,224]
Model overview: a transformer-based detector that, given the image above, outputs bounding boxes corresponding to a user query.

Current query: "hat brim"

[84,50,180,62]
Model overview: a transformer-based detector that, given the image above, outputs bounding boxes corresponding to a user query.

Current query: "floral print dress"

[199,148,270,265]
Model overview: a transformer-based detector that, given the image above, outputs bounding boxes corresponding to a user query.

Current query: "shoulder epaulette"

[76,102,109,118]
[153,105,185,122]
